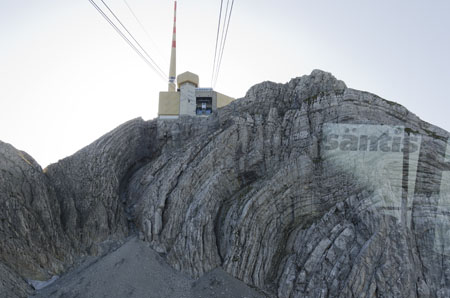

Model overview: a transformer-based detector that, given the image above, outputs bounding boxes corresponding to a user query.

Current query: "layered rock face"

[0,120,156,297]
[0,141,69,285]
[44,118,157,254]
[1,70,450,297]
[125,70,450,297]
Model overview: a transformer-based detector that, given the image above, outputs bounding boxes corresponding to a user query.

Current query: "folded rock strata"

[1,70,449,298]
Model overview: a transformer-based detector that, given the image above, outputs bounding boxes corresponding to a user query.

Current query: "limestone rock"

[126,70,450,296]
[0,141,69,281]
[2,70,450,298]
[44,118,157,254]
[0,262,32,298]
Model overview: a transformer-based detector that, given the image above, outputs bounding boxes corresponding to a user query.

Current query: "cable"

[213,0,235,88]
[100,0,167,79]
[90,0,166,80]
[88,0,166,81]
[213,0,230,87]
[211,0,224,87]
[123,0,165,63]
[215,0,234,87]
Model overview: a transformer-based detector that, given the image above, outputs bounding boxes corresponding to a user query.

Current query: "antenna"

[168,1,177,91]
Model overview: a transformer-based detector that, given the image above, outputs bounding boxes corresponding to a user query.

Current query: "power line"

[100,0,167,79]
[88,0,166,81]
[213,0,230,87]
[211,0,224,87]
[213,0,235,88]
[123,0,165,63]
[215,0,234,87]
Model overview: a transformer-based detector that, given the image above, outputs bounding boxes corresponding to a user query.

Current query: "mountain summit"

[1,70,450,298]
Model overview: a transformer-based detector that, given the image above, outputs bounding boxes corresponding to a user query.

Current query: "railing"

[195,88,214,92]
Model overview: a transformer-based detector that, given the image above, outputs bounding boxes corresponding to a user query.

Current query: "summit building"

[158,1,235,119]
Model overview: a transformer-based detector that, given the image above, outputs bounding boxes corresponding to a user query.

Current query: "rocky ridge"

[1,70,450,297]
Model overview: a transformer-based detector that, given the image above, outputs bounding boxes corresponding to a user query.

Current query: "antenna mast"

[168,1,177,91]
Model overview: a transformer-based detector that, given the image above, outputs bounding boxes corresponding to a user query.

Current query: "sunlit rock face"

[44,118,157,255]
[0,142,69,280]
[125,70,450,297]
[0,141,71,297]
[2,70,450,297]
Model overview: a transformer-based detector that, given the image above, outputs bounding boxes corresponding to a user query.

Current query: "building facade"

[158,1,234,119]
[158,71,234,119]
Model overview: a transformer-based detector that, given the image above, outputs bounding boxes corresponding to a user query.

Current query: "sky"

[0,0,449,167]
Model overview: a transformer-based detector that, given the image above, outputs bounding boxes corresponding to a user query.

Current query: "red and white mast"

[168,1,177,91]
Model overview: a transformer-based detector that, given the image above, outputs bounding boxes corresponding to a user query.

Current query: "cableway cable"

[123,0,165,63]
[212,0,235,88]
[100,0,167,79]
[88,0,167,81]
[213,0,230,87]
[211,0,224,87]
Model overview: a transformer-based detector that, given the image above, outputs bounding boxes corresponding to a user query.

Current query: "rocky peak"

[1,70,450,297]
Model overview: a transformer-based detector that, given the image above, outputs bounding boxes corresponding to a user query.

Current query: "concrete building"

[158,72,235,119]
[158,1,235,120]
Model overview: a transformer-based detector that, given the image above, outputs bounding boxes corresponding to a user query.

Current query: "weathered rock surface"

[125,70,450,297]
[0,262,32,298]
[0,141,69,282]
[0,119,157,295]
[1,69,450,297]
[44,118,157,254]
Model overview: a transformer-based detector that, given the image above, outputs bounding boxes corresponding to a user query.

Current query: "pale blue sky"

[1,0,449,166]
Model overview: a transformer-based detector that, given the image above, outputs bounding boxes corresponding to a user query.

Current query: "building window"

[196,97,212,115]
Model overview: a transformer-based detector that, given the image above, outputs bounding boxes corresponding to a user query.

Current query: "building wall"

[195,89,217,111]
[177,72,199,87]
[159,87,235,118]
[217,92,235,108]
[158,92,180,116]
[179,83,197,116]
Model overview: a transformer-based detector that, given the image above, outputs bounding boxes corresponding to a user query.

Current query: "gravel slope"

[31,237,268,298]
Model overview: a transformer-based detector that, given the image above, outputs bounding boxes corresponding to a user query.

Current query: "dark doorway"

[196,97,213,115]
